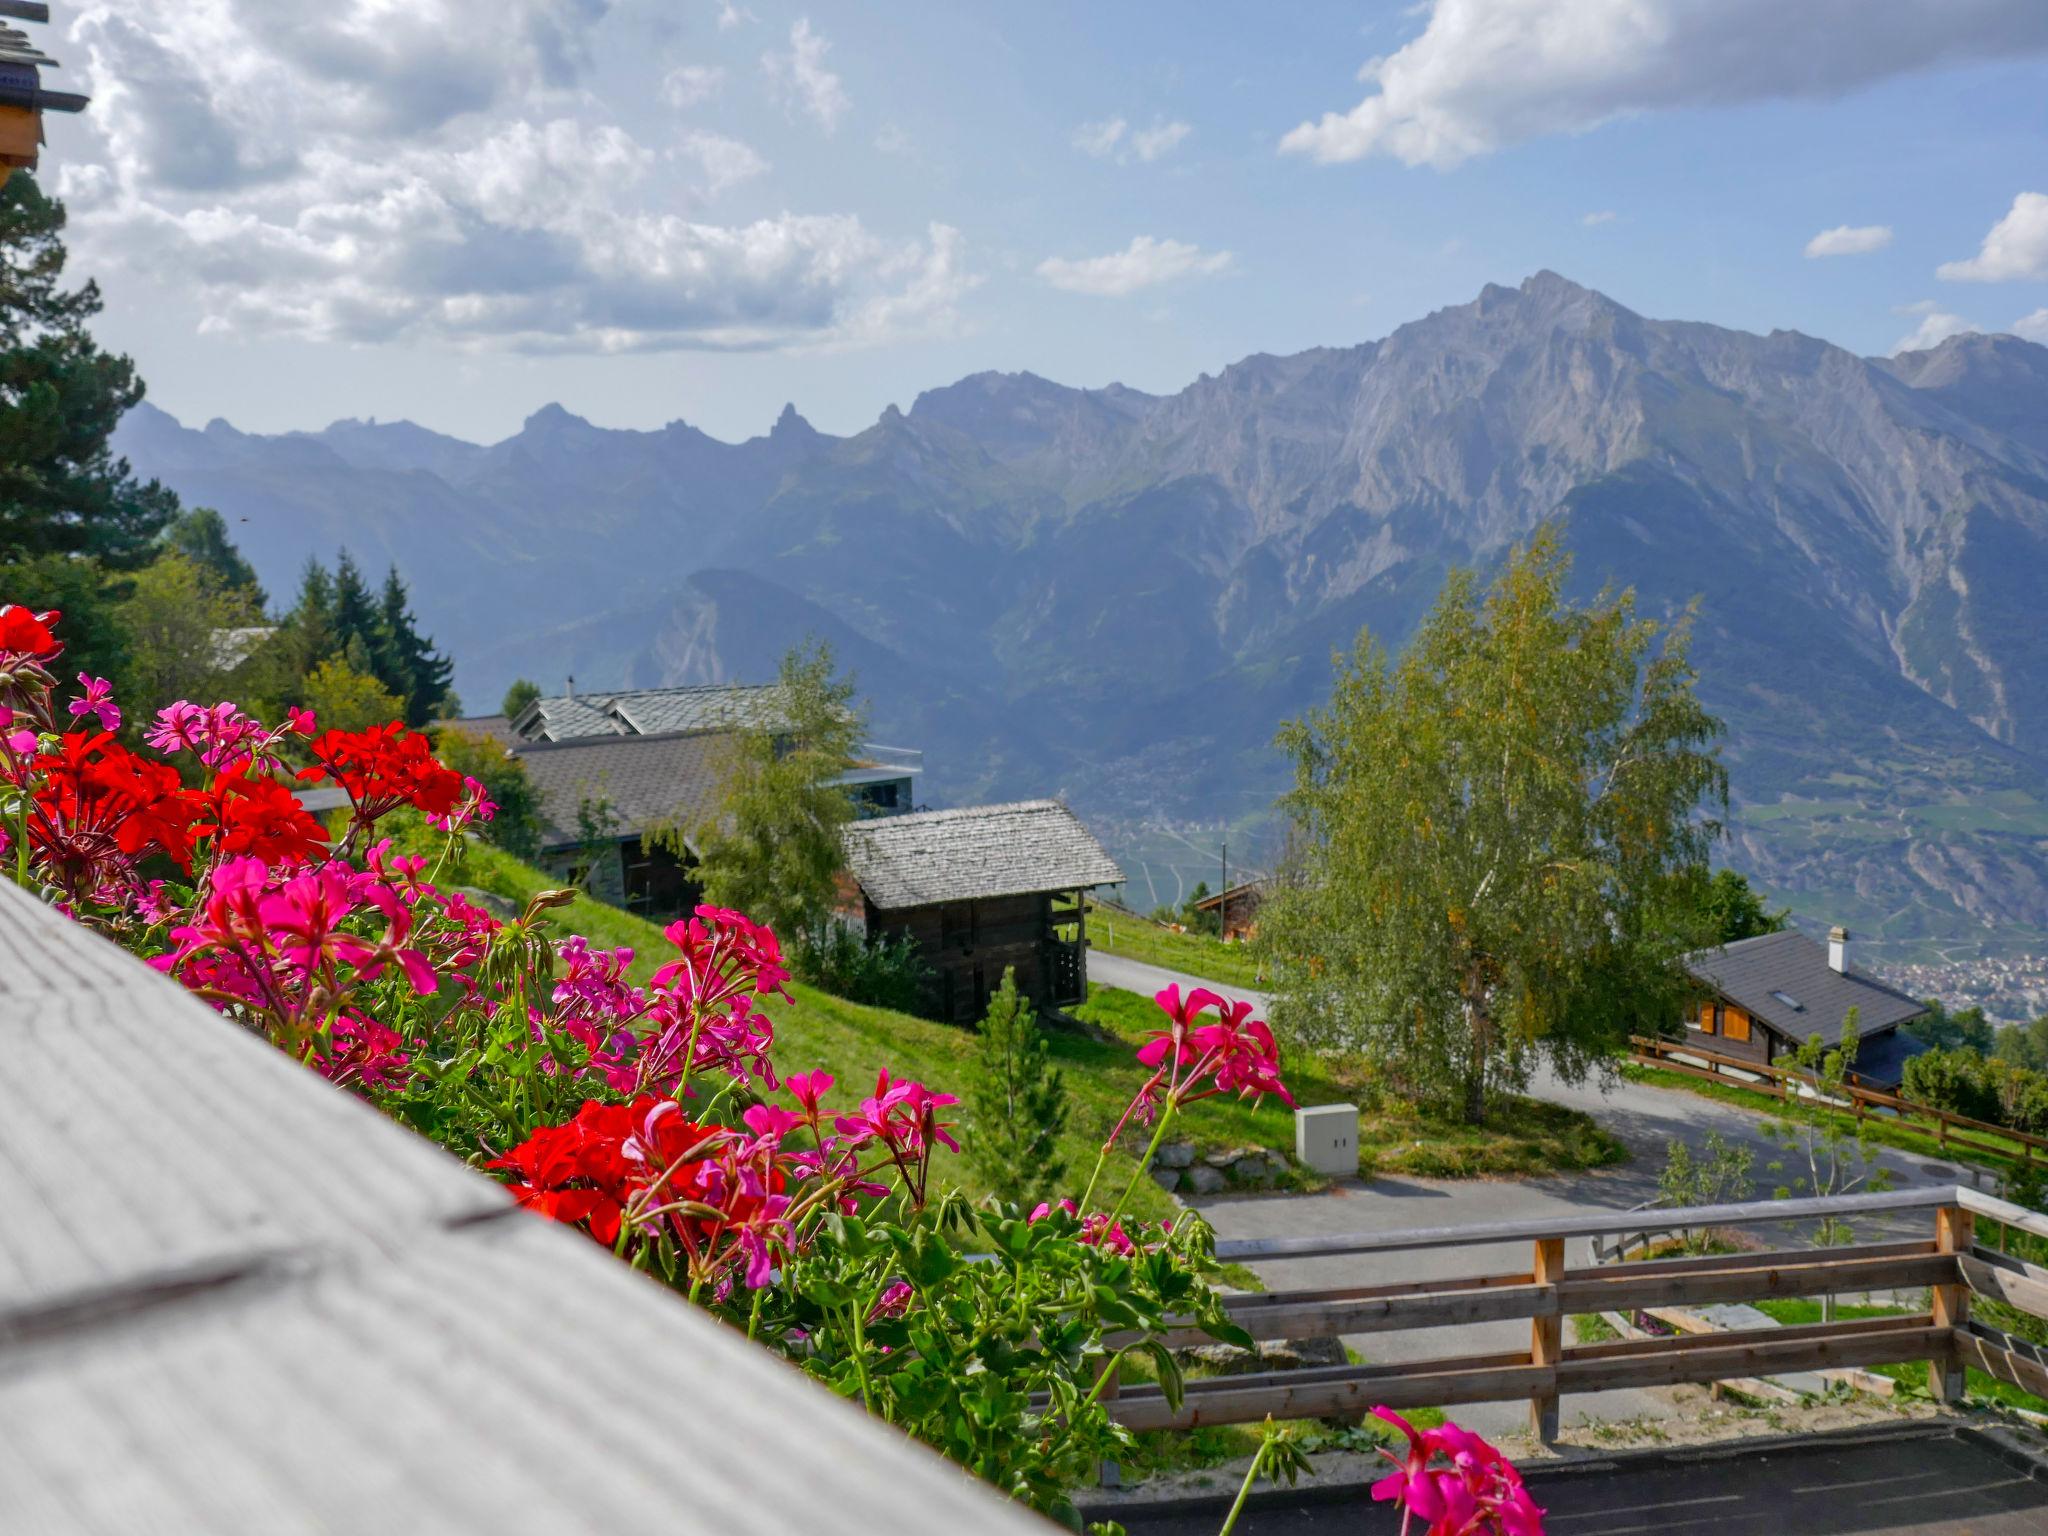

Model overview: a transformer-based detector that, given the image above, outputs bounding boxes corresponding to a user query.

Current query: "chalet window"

[1698,1002,1719,1035]
[1725,1009,1752,1043]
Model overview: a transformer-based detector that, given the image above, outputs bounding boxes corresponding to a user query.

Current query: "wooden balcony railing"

[1106,1185,2048,1441]
[1628,1033,2048,1169]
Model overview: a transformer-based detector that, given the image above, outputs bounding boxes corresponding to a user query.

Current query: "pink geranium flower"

[67,674,119,732]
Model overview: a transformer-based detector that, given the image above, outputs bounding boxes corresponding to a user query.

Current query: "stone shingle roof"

[516,731,737,852]
[516,695,627,742]
[1683,929,1927,1045]
[605,685,796,736]
[842,800,1123,910]
[494,685,800,743]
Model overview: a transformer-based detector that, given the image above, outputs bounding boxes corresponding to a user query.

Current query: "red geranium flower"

[206,767,333,864]
[0,604,61,662]
[300,722,466,823]
[30,731,212,888]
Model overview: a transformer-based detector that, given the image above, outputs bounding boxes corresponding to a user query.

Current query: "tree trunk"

[1462,990,1491,1126]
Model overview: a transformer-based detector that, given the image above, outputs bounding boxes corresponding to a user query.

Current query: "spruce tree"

[0,172,179,569]
[330,549,384,662]
[380,564,454,725]
[965,968,1069,1202]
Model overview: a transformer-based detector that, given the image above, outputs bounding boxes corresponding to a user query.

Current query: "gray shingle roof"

[497,685,801,743]
[842,800,1123,910]
[516,732,737,852]
[516,695,627,742]
[605,685,797,736]
[1684,929,1927,1045]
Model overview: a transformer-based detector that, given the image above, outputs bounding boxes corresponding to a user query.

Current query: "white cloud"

[1581,210,1616,226]
[1036,236,1234,297]
[1073,116,1191,164]
[1131,120,1192,161]
[763,18,848,134]
[676,130,768,194]
[1279,0,2048,169]
[1805,223,1893,258]
[1073,118,1128,158]
[1892,300,1980,355]
[2013,309,2048,344]
[714,0,753,28]
[1938,192,2048,282]
[56,1,969,354]
[660,63,724,108]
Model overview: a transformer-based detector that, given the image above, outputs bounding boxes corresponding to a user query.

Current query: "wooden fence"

[0,879,1042,1535]
[1628,1033,2048,1170]
[1105,1186,2048,1442]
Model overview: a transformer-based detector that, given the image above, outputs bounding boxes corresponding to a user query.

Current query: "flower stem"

[1104,1104,1176,1231]
[1217,1436,1273,1536]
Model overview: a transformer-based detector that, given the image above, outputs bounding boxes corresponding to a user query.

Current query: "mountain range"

[114,272,2048,987]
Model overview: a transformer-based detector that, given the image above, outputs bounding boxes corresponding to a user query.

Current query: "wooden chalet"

[1682,925,1932,1090]
[1193,879,1265,943]
[840,800,1124,1023]
[448,683,922,918]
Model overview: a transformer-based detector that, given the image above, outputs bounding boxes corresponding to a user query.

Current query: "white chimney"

[565,674,576,701]
[1828,925,1849,973]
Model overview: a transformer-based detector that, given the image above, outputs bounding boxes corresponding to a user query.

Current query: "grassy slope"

[1084,899,1266,991]
[446,846,1622,1210]
[448,845,1185,1220]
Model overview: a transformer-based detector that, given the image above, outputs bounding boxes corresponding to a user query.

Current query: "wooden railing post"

[1530,1236,1564,1443]
[1930,1204,1974,1403]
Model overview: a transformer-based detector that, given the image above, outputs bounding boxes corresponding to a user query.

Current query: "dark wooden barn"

[840,800,1124,1024]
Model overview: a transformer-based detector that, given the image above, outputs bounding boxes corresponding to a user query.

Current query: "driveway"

[1086,950,1981,1437]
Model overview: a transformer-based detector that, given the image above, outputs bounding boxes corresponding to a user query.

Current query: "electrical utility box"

[1294,1103,1360,1178]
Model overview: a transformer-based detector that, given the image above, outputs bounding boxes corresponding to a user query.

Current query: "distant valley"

[115,273,2048,1012]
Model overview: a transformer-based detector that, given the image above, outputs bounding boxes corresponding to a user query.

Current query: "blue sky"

[43,0,2048,444]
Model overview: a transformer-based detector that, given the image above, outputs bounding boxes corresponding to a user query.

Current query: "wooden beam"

[1558,1320,1949,1396]
[1108,1356,1552,1431]
[1563,1238,1933,1285]
[1144,1277,1546,1350]
[1929,1206,1973,1403]
[1210,1186,1958,1263]
[1558,1248,1957,1315]
[1961,1247,2048,1321]
[1957,1320,2048,1402]
[1109,1315,1954,1431]
[1958,1188,2048,1246]
[1529,1237,1564,1443]
[0,879,1044,1535]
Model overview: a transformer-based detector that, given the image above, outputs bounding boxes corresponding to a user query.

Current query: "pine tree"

[273,557,337,682]
[380,564,454,726]
[330,548,384,663]
[0,172,179,569]
[965,968,1069,1202]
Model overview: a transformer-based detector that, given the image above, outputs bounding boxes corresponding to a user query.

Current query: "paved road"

[1087,950,1983,1437]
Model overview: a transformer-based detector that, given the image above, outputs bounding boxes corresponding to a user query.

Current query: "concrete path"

[1086,949,1983,1437]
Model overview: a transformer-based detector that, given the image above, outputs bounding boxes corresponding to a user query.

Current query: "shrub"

[793,924,930,1012]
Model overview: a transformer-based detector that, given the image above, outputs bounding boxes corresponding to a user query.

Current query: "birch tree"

[1265,527,1726,1123]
